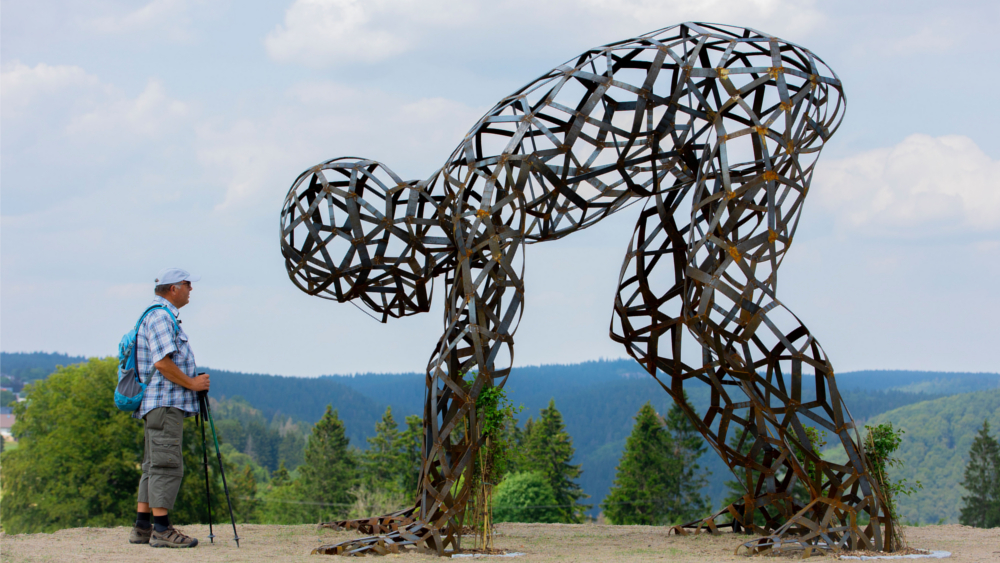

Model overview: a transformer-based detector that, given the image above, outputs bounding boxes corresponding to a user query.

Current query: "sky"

[2,0,998,377]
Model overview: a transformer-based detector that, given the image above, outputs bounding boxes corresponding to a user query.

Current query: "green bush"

[493,471,560,523]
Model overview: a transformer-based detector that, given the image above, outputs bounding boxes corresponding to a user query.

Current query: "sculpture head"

[279,158,448,322]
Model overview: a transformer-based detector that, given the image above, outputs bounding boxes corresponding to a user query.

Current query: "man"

[128,268,210,548]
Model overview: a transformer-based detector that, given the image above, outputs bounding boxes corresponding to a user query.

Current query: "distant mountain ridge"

[0,352,88,381]
[3,351,996,520]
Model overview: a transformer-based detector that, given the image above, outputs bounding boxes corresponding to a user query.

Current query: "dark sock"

[153,514,170,533]
[136,511,152,529]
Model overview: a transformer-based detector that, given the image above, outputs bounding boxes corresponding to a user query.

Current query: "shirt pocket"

[173,331,194,365]
[150,437,182,469]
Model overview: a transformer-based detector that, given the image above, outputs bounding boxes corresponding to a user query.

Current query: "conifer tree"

[258,460,310,524]
[664,394,711,523]
[721,426,768,528]
[271,460,291,487]
[959,419,1000,528]
[399,414,423,498]
[521,399,589,522]
[362,406,405,493]
[603,402,679,525]
[231,464,260,523]
[299,405,358,521]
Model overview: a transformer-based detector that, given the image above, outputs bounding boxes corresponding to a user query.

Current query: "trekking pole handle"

[197,387,208,418]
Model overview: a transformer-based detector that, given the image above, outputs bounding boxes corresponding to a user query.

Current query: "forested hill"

[0,352,88,381]
[823,388,1000,524]
[208,369,384,449]
[3,351,997,519]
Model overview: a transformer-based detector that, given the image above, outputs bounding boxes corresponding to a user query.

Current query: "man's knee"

[146,474,184,510]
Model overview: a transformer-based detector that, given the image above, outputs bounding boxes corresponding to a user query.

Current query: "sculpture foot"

[670,493,795,537]
[315,509,460,556]
[318,506,419,535]
[669,505,742,536]
[313,527,422,556]
[735,498,877,557]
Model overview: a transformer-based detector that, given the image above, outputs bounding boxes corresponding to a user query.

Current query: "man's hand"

[153,356,210,392]
[190,372,210,392]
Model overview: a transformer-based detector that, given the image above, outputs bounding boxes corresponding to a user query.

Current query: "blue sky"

[2,0,998,376]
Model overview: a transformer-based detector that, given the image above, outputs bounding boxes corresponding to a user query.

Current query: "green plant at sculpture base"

[864,422,922,550]
[463,372,521,551]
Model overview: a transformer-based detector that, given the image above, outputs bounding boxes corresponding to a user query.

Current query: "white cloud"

[814,134,1000,236]
[197,81,482,211]
[67,79,189,139]
[265,0,471,66]
[1,62,189,141]
[583,0,824,34]
[87,0,195,41]
[264,0,824,67]
[1,62,194,214]
[0,62,108,115]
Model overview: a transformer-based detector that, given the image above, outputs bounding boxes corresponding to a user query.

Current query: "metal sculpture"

[280,22,892,557]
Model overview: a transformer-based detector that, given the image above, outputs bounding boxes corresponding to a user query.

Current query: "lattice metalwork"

[279,22,893,557]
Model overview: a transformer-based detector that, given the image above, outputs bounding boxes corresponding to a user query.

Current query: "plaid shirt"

[132,296,199,419]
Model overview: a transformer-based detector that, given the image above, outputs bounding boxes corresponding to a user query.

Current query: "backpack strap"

[135,304,179,335]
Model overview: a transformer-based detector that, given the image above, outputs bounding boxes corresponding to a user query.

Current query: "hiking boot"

[129,524,152,544]
[149,525,199,548]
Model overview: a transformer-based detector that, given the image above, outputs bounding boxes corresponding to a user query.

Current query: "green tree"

[229,464,260,523]
[493,471,561,523]
[603,402,679,525]
[277,423,307,471]
[0,358,145,533]
[959,419,1000,528]
[863,422,922,524]
[258,481,313,524]
[272,460,291,486]
[663,394,711,523]
[361,406,404,494]
[0,358,227,533]
[213,418,247,451]
[399,414,423,499]
[1,389,16,407]
[220,442,269,483]
[257,460,313,524]
[298,405,358,522]
[521,399,589,523]
[502,415,525,474]
[721,425,769,528]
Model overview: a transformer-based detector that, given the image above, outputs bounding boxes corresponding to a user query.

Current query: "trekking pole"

[197,398,216,544]
[198,389,240,547]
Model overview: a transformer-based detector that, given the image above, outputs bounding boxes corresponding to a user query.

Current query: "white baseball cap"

[155,268,202,286]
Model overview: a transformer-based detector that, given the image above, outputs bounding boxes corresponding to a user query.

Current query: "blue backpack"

[115,305,178,411]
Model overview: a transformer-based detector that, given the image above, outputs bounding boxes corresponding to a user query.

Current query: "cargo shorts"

[137,407,185,510]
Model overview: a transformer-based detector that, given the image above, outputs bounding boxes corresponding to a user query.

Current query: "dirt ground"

[1,523,995,562]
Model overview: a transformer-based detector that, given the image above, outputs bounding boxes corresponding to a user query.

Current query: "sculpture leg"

[676,147,891,552]
[612,192,795,534]
[315,206,525,555]
[686,301,892,553]
[613,190,891,551]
